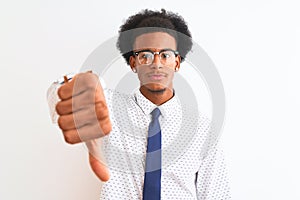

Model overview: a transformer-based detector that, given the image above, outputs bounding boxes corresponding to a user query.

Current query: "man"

[51,9,230,199]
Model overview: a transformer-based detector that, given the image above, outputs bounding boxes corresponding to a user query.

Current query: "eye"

[141,53,153,59]
[160,51,172,59]
[137,52,154,64]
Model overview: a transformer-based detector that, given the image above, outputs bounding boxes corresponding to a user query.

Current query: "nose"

[151,54,162,69]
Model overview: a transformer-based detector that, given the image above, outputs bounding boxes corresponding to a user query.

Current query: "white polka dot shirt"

[98,88,231,200]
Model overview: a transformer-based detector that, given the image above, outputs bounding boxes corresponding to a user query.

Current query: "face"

[129,32,180,92]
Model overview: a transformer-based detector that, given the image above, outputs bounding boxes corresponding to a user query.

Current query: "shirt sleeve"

[195,143,231,200]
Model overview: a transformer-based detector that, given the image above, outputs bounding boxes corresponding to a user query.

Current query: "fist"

[56,72,112,144]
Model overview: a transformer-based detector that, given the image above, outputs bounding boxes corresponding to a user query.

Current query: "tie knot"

[151,108,161,119]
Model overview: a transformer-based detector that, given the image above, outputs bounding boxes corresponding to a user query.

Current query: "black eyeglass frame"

[133,48,179,57]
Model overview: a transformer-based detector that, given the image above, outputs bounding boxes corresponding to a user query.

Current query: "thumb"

[86,139,110,182]
[89,152,110,182]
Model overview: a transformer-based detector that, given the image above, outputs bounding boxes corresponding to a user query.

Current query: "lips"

[148,73,166,81]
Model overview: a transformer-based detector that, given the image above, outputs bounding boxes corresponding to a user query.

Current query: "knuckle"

[95,103,108,120]
[99,118,112,135]
[56,102,63,115]
[86,90,95,101]
[57,86,65,99]
[63,131,76,145]
[57,116,66,130]
[80,73,97,89]
[72,98,80,111]
[103,122,112,135]
[87,106,96,116]
[95,100,107,110]
[86,81,96,90]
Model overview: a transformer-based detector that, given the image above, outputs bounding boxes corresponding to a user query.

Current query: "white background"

[0,0,299,199]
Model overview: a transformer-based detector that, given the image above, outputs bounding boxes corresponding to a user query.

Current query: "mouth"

[148,73,167,81]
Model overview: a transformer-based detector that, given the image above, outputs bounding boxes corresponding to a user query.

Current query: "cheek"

[167,72,175,83]
[137,72,143,81]
[136,69,147,83]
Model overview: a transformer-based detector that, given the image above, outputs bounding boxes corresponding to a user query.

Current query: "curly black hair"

[117,9,193,65]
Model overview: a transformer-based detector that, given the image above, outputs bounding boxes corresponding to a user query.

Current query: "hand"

[56,72,111,181]
[56,72,112,144]
[86,139,110,182]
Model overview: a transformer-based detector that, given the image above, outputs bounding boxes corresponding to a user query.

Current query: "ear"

[174,55,181,71]
[129,56,136,71]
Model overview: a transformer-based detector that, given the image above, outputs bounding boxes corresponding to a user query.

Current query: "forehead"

[133,32,177,51]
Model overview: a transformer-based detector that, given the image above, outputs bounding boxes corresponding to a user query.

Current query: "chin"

[145,83,166,91]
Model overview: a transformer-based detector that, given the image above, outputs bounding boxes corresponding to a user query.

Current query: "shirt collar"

[133,88,181,118]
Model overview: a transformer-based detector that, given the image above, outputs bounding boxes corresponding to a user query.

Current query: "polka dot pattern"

[99,88,231,199]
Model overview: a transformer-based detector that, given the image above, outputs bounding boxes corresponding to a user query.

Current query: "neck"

[140,85,174,105]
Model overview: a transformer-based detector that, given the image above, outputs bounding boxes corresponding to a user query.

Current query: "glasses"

[133,49,179,65]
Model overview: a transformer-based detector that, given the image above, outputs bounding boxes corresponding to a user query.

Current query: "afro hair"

[117,9,193,65]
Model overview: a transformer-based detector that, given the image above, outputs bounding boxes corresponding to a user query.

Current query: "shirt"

[97,88,231,200]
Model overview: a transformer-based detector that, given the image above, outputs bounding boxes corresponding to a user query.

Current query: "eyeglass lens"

[137,50,176,65]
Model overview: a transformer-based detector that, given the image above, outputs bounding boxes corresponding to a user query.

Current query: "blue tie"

[143,108,161,200]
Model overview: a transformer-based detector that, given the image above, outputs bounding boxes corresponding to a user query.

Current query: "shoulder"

[103,88,132,103]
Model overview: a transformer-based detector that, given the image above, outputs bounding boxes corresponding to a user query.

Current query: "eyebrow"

[133,48,177,53]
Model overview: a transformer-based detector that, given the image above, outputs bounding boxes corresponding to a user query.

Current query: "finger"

[57,75,78,100]
[56,81,106,115]
[58,107,91,131]
[58,102,110,131]
[61,118,112,144]
[89,153,110,182]
[58,72,100,100]
[86,139,110,182]
[56,88,95,115]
